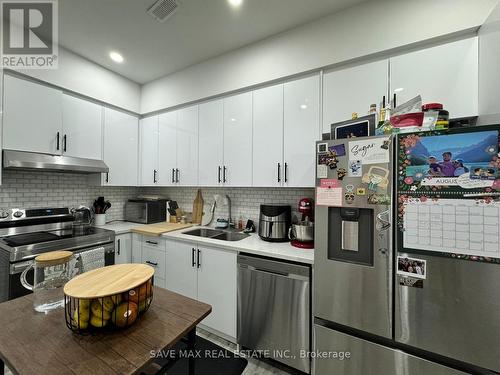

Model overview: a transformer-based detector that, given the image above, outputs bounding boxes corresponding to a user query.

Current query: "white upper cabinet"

[390,37,478,118]
[252,84,284,187]
[3,75,62,154]
[139,116,159,186]
[199,99,224,186]
[158,111,177,186]
[323,60,389,134]
[223,92,253,187]
[103,108,138,186]
[283,75,320,188]
[62,94,103,160]
[176,105,199,186]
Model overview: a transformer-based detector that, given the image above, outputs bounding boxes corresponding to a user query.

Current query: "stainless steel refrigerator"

[313,134,470,375]
[394,125,500,373]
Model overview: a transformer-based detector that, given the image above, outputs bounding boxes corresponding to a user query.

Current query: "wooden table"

[0,288,211,375]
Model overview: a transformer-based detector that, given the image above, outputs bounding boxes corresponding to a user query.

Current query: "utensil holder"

[94,214,106,226]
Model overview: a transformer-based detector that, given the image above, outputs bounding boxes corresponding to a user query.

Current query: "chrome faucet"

[225,195,232,227]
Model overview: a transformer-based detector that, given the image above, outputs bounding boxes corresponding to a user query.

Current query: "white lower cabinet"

[165,239,237,340]
[131,234,167,288]
[197,245,237,339]
[115,233,132,264]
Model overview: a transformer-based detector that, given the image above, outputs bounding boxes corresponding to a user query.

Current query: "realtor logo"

[1,0,58,69]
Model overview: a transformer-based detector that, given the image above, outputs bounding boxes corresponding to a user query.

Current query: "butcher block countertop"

[99,221,193,236]
[0,288,211,375]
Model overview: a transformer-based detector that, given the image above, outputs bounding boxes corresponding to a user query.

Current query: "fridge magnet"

[320,179,341,188]
[316,187,342,206]
[399,130,499,190]
[317,154,329,165]
[356,187,366,196]
[397,256,426,279]
[348,137,390,165]
[381,139,391,150]
[317,164,328,179]
[317,142,328,154]
[362,166,389,191]
[398,276,424,289]
[348,160,362,177]
[337,168,347,180]
[344,185,355,204]
[328,144,346,157]
[367,194,390,205]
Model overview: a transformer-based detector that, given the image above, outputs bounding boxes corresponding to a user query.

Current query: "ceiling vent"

[147,0,178,22]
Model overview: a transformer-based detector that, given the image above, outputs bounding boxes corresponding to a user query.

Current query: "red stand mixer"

[289,198,314,249]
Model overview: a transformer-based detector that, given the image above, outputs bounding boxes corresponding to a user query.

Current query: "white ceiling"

[58,0,366,84]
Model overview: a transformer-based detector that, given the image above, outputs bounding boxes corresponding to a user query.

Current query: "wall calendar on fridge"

[396,125,500,263]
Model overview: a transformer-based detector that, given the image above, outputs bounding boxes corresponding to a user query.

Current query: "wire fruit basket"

[63,264,155,334]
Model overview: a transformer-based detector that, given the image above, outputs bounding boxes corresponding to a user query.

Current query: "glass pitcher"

[21,250,74,312]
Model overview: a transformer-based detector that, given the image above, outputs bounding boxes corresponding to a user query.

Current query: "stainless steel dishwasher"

[237,254,311,374]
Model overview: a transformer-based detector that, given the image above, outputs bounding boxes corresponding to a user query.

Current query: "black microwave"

[124,199,167,224]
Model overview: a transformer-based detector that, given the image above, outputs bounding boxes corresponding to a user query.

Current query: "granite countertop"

[98,222,314,265]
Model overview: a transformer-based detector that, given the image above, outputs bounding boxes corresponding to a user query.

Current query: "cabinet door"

[283,75,320,187]
[62,94,103,160]
[103,108,139,186]
[390,37,478,118]
[323,60,389,133]
[252,84,284,187]
[176,105,199,186]
[139,116,159,186]
[115,233,132,264]
[199,100,224,186]
[131,233,142,263]
[165,240,198,300]
[158,111,178,186]
[223,92,253,187]
[3,75,62,154]
[197,246,237,339]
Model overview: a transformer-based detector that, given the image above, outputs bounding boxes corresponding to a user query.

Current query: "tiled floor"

[3,329,294,375]
[198,328,294,375]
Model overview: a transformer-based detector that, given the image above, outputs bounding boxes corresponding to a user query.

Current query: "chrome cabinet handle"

[218,166,222,183]
[223,166,227,183]
[176,168,180,183]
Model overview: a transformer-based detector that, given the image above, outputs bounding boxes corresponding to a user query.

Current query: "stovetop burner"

[2,227,105,247]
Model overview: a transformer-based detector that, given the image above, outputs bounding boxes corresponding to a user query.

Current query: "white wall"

[478,1,500,125]
[14,47,141,113]
[141,0,498,114]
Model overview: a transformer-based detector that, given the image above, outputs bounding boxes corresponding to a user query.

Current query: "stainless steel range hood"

[3,150,109,173]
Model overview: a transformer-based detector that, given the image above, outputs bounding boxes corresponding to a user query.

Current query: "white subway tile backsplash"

[0,171,139,222]
[140,186,315,226]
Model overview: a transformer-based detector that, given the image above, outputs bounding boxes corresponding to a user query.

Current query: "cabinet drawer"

[141,246,166,280]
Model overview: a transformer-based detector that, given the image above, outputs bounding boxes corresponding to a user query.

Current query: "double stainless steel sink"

[183,228,250,242]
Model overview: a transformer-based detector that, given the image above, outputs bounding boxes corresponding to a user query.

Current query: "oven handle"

[10,261,33,275]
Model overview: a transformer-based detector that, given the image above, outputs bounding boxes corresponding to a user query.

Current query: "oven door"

[8,242,115,301]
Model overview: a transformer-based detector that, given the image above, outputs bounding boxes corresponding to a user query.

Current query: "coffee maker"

[289,198,314,249]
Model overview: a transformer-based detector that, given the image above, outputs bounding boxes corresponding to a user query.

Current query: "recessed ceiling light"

[109,51,124,63]
[228,0,243,7]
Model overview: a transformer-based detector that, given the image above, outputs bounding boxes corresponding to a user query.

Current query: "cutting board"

[192,189,204,225]
[131,222,193,236]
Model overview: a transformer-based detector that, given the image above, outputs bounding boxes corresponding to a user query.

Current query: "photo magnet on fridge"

[328,144,346,157]
[348,160,362,177]
[397,256,426,279]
